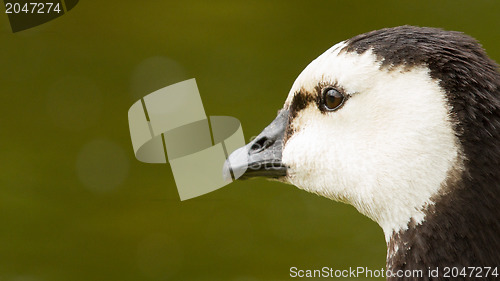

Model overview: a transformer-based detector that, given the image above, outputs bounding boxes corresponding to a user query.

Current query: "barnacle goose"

[225,26,500,280]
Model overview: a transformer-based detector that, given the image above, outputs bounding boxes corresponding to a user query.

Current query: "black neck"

[344,26,500,281]
[386,171,500,280]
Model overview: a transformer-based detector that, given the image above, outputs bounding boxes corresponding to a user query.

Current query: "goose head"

[225,26,500,271]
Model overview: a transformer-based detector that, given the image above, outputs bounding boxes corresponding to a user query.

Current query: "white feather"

[281,42,463,241]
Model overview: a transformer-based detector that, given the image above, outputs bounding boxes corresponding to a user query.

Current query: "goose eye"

[323,88,345,111]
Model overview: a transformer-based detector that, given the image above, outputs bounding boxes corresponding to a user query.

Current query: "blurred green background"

[1,1,499,280]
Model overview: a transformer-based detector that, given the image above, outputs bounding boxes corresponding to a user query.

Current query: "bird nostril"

[250,136,272,152]
[250,143,260,151]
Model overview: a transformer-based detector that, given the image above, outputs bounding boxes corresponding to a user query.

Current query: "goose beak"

[223,110,289,181]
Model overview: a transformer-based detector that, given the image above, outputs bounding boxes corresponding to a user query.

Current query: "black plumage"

[345,26,500,280]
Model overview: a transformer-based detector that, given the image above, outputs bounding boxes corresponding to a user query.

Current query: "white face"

[281,42,463,240]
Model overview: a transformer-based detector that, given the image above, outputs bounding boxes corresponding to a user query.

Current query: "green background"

[1,1,499,280]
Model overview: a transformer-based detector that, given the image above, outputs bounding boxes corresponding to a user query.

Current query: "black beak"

[223,110,289,181]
